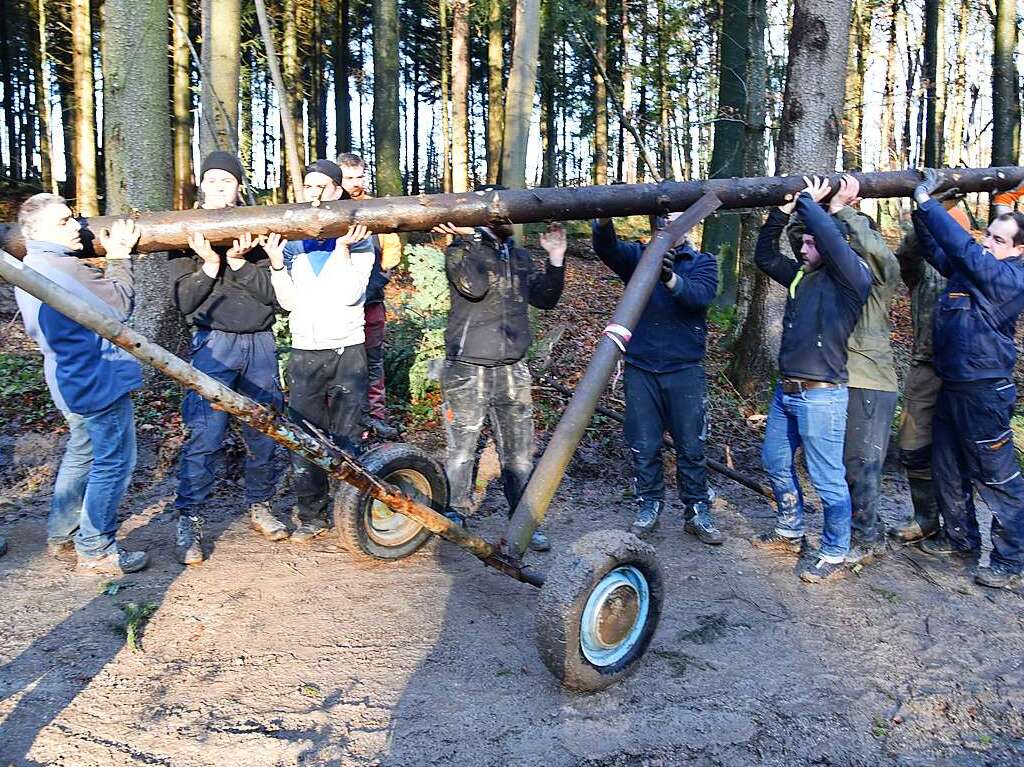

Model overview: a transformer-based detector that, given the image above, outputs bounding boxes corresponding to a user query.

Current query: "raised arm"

[754,208,800,287]
[591,219,643,282]
[87,219,140,318]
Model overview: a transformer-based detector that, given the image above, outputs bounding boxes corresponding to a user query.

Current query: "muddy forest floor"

[2,198,1024,766]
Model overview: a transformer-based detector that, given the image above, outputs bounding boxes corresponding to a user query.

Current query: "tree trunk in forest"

[373,0,403,196]
[311,0,326,159]
[703,0,751,306]
[1,9,21,181]
[102,0,176,348]
[656,0,671,179]
[992,0,1021,165]
[199,0,241,159]
[486,0,504,183]
[620,0,635,184]
[241,50,254,171]
[731,0,851,396]
[34,0,56,192]
[412,48,421,194]
[945,0,967,165]
[593,0,608,185]
[439,0,452,192]
[283,0,305,168]
[539,0,556,187]
[878,0,899,169]
[637,14,648,182]
[842,0,866,169]
[171,0,193,209]
[71,0,99,215]
[52,21,75,196]
[923,0,945,166]
[500,0,541,189]
[334,0,351,155]
[902,17,917,167]
[450,0,471,193]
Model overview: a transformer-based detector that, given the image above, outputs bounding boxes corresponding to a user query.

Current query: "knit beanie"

[304,159,343,186]
[200,151,244,184]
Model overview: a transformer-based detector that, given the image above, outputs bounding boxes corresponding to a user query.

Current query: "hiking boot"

[845,538,888,566]
[799,556,847,584]
[891,518,940,543]
[46,539,77,561]
[0,535,6,558]
[630,498,663,539]
[249,502,289,541]
[290,519,329,543]
[528,528,551,552]
[175,514,204,566]
[975,563,1024,590]
[751,530,805,556]
[76,547,149,576]
[684,501,724,546]
[919,530,976,560]
[367,416,400,440]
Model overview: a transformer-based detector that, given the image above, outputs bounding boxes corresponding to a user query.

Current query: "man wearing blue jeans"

[12,193,147,575]
[750,177,872,583]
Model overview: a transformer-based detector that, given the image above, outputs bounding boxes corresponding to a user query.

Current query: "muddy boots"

[684,501,724,545]
[250,501,289,541]
[892,477,940,543]
[175,513,204,565]
[630,498,663,539]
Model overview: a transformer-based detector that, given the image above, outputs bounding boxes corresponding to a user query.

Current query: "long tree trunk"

[171,0,193,208]
[945,0,968,165]
[593,0,608,185]
[703,0,751,306]
[34,0,56,192]
[450,0,471,192]
[283,0,305,167]
[373,0,403,195]
[539,0,556,187]
[70,0,99,215]
[102,0,176,347]
[439,0,452,192]
[199,0,241,159]
[923,0,945,166]
[620,0,635,184]
[655,0,671,178]
[878,0,899,169]
[992,0,1021,165]
[731,0,852,396]
[500,0,541,189]
[486,0,504,183]
[334,0,351,155]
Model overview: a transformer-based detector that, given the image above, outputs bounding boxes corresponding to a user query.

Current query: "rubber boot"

[892,477,941,542]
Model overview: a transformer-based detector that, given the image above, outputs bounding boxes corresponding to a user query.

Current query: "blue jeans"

[49,394,137,558]
[761,383,852,560]
[175,330,282,514]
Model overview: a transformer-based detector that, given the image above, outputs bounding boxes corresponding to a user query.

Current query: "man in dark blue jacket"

[592,213,721,543]
[751,177,872,584]
[912,169,1024,590]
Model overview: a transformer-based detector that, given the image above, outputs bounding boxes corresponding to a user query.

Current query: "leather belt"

[781,378,840,394]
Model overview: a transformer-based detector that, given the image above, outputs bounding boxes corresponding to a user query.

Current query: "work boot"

[76,546,149,576]
[919,530,976,560]
[684,500,724,545]
[798,556,847,584]
[0,535,6,558]
[175,513,205,566]
[529,528,551,552]
[845,537,888,566]
[630,498,663,539]
[891,477,941,542]
[249,501,289,541]
[46,538,77,562]
[367,416,400,440]
[751,530,806,556]
[290,512,329,544]
[975,563,1024,590]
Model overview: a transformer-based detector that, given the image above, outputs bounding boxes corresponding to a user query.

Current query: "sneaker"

[367,417,400,440]
[798,556,847,584]
[684,501,724,545]
[528,528,551,552]
[46,539,77,561]
[290,520,329,544]
[890,519,939,543]
[630,498,663,539]
[76,547,149,575]
[175,514,205,565]
[919,530,976,560]
[250,502,289,542]
[751,530,805,556]
[845,538,888,566]
[975,564,1024,590]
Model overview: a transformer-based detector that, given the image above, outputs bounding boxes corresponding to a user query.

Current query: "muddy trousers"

[287,345,368,523]
[898,362,943,531]
[364,302,388,421]
[932,379,1024,572]
[623,363,709,507]
[845,388,898,544]
[441,359,535,517]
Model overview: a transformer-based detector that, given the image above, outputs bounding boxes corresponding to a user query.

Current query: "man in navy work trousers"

[591,212,722,544]
[912,169,1024,590]
[751,176,872,584]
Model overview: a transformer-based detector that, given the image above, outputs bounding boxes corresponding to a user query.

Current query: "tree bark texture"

[500,0,541,189]
[486,0,504,183]
[923,0,945,167]
[71,0,99,216]
[992,0,1021,165]
[372,0,403,196]
[593,0,608,185]
[199,0,241,159]
[34,0,56,193]
[450,0,471,193]
[171,0,194,209]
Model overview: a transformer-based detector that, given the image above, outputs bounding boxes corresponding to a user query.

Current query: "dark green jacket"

[895,227,947,364]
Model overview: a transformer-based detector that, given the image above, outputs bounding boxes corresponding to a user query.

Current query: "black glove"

[660,254,676,284]
[914,168,943,204]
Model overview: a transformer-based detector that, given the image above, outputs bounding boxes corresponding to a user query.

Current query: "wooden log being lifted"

[1,165,1021,258]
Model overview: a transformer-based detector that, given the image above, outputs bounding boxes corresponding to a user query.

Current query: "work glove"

[660,254,677,284]
[914,168,945,205]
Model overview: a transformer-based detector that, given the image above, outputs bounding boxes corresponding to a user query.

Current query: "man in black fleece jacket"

[168,151,288,564]
[750,176,872,584]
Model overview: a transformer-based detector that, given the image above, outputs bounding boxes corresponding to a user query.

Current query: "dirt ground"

[2,422,1024,767]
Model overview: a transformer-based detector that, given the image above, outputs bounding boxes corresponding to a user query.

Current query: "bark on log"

[1,166,1021,257]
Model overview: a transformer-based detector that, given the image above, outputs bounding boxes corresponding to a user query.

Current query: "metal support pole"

[504,192,723,556]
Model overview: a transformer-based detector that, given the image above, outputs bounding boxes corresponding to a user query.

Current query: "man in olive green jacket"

[789,175,901,564]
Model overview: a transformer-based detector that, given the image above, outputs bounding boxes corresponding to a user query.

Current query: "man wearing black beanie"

[167,152,290,564]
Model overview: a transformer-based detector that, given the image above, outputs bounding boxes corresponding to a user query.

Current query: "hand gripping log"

[0,251,545,587]
[1,166,1020,257]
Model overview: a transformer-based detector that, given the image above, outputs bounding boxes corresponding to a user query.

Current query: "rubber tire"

[333,442,448,562]
[535,529,663,692]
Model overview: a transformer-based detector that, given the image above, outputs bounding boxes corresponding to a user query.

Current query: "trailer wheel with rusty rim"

[333,442,447,561]
[534,529,663,692]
